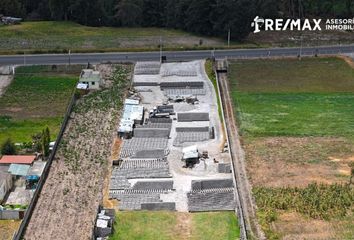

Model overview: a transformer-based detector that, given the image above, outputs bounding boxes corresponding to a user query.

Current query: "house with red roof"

[0,155,36,165]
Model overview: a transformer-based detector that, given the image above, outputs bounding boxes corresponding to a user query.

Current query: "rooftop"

[27,161,46,177]
[8,164,30,176]
[0,155,36,165]
[79,69,101,82]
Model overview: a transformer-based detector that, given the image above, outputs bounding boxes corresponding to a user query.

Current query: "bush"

[1,138,17,155]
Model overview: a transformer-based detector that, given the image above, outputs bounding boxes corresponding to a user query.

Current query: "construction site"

[110,60,236,213]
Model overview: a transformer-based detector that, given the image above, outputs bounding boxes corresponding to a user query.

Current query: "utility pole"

[23,52,26,65]
[299,35,303,60]
[227,28,231,48]
[160,36,162,63]
[68,49,71,66]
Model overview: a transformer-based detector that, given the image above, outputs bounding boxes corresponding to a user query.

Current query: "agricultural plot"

[0,66,78,144]
[229,57,354,239]
[0,21,227,54]
[24,64,130,239]
[110,211,239,240]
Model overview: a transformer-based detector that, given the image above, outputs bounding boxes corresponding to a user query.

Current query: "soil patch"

[244,137,354,187]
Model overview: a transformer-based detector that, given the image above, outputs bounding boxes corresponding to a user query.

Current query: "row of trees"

[1,0,353,40]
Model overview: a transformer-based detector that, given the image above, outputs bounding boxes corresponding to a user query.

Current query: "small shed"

[79,69,102,90]
[182,145,199,167]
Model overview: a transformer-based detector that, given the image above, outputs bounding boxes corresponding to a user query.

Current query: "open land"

[0,220,21,240]
[0,21,228,54]
[110,211,239,240]
[229,56,354,239]
[0,21,353,55]
[246,29,354,48]
[0,65,79,144]
[24,64,130,239]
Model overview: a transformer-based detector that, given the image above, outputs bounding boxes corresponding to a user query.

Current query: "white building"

[78,69,102,90]
[117,99,144,138]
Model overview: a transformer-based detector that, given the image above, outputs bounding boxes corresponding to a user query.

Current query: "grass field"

[0,65,78,144]
[229,57,354,239]
[233,93,354,137]
[230,58,354,93]
[0,21,240,54]
[229,57,354,137]
[110,211,239,240]
[0,220,21,240]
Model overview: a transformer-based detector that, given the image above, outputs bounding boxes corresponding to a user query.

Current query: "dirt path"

[0,75,13,97]
[102,138,121,209]
[217,69,265,240]
[175,213,192,240]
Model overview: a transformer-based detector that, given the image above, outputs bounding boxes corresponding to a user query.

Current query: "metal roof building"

[0,155,36,165]
[8,164,30,176]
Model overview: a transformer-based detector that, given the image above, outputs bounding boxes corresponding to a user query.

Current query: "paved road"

[0,45,353,65]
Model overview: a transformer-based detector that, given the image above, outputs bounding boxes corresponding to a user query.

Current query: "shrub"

[1,138,17,155]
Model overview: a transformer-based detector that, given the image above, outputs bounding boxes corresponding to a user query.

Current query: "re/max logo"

[251,16,322,33]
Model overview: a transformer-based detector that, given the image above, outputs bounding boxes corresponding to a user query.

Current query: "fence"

[214,64,248,240]
[13,93,77,240]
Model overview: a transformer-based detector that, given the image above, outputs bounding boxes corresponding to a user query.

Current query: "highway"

[0,45,353,65]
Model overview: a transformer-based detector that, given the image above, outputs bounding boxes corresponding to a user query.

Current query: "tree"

[115,0,143,27]
[1,138,17,155]
[185,0,215,36]
[0,0,25,17]
[41,127,50,157]
[212,0,256,41]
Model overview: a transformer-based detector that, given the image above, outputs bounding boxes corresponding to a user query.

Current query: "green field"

[0,21,236,54]
[230,57,354,137]
[233,93,354,137]
[0,66,78,144]
[230,58,354,93]
[110,211,239,240]
[229,57,354,239]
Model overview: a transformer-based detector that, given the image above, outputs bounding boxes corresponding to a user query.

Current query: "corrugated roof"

[0,155,36,165]
[8,164,30,176]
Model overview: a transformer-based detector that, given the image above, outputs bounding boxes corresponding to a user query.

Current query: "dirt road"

[217,69,265,240]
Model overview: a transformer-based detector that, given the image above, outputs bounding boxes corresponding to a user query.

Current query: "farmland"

[24,64,130,239]
[0,21,231,54]
[0,66,78,144]
[229,57,354,239]
[110,211,239,240]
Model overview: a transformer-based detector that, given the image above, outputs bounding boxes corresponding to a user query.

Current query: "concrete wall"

[218,163,231,173]
[191,179,234,190]
[0,210,25,220]
[177,112,209,122]
[149,118,172,124]
[134,128,170,138]
[176,127,209,132]
[141,202,176,211]
[132,149,166,159]
[0,173,12,201]
[160,81,203,89]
